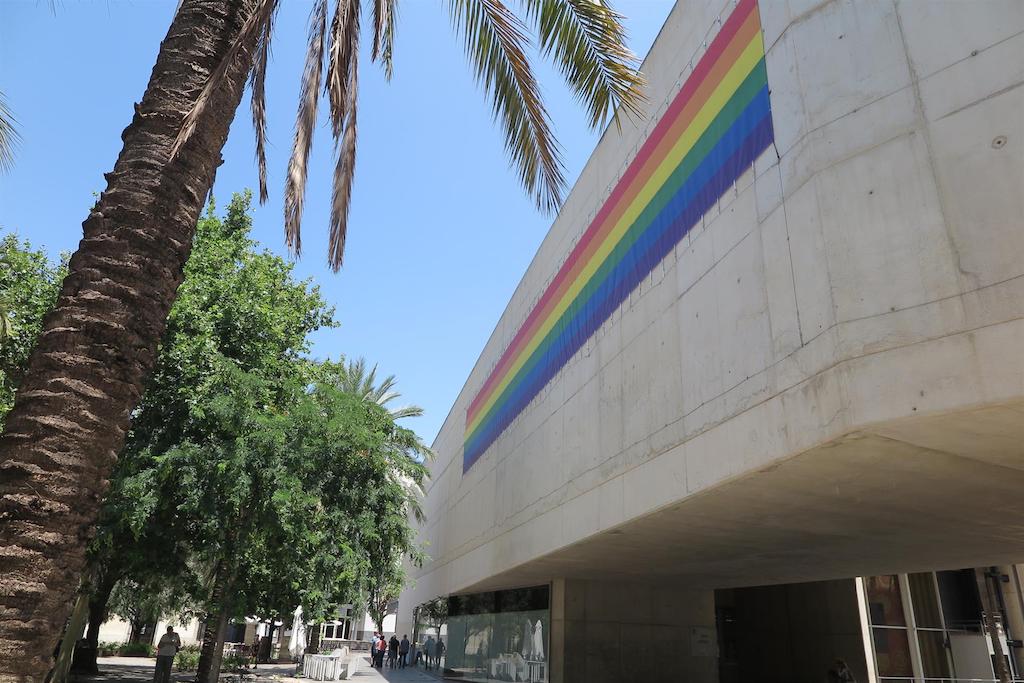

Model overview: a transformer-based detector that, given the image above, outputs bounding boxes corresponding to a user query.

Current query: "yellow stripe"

[468,34,766,437]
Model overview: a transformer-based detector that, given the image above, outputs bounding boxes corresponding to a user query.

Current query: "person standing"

[399,634,410,669]
[153,626,180,683]
[375,634,387,668]
[388,635,400,668]
[436,638,445,670]
[424,636,436,670]
[369,632,380,667]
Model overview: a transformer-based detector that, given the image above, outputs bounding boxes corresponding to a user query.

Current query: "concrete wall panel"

[897,0,1024,81]
[815,132,959,322]
[927,84,1024,291]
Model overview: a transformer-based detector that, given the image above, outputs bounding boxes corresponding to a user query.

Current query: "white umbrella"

[289,606,307,659]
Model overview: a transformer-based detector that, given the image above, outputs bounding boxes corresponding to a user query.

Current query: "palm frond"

[449,0,565,213]
[376,389,401,405]
[326,0,361,270]
[328,91,357,270]
[170,0,278,160]
[361,362,377,398]
[283,0,329,257]
[523,0,645,128]
[325,0,360,138]
[0,91,21,174]
[250,4,278,204]
[331,357,425,419]
[371,374,398,402]
[371,0,397,80]
[389,405,424,420]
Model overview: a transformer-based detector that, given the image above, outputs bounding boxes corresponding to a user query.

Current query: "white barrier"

[301,648,352,681]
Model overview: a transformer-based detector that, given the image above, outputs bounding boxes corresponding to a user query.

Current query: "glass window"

[866,575,906,626]
[872,627,913,677]
[938,569,984,631]
[909,572,943,629]
[435,585,550,683]
[917,630,951,679]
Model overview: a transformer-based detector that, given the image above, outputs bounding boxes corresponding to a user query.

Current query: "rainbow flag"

[464,0,774,472]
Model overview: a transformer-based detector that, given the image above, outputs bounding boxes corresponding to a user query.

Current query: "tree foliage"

[316,358,430,631]
[107,578,176,643]
[81,193,427,680]
[89,191,335,599]
[418,596,449,635]
[0,235,66,430]
[172,0,644,269]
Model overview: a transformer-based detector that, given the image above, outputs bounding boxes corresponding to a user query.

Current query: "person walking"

[375,634,387,668]
[436,638,445,670]
[399,634,410,669]
[388,635,399,668]
[153,625,180,683]
[424,636,436,670]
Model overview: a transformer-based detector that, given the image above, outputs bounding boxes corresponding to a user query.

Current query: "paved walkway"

[72,655,442,683]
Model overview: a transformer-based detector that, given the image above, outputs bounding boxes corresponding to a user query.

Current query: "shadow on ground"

[70,656,442,682]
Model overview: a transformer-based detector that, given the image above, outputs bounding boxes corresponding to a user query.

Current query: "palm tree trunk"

[0,2,259,680]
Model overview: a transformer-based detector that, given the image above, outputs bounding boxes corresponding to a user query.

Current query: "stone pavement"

[71,655,442,683]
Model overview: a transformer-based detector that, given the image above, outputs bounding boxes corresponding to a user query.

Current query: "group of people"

[370,632,410,669]
[420,635,445,671]
[368,632,445,671]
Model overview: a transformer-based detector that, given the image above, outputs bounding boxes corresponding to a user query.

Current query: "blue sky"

[0,0,673,444]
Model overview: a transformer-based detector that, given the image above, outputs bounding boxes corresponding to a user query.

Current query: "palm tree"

[0,0,644,678]
[324,356,432,497]
[328,356,423,419]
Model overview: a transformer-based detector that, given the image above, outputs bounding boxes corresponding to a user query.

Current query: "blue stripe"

[465,89,775,471]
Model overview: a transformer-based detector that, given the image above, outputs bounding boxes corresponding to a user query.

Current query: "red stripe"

[468,0,758,424]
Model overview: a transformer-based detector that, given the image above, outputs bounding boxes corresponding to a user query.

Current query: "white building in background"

[91,604,397,657]
[397,0,1024,681]
[95,615,204,649]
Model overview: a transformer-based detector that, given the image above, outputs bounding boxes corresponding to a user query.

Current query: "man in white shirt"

[153,625,181,683]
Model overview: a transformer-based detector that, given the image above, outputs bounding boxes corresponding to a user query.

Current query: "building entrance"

[716,567,1024,683]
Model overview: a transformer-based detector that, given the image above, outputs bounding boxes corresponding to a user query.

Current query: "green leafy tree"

[145,372,426,681]
[0,235,67,430]
[0,3,645,673]
[80,195,426,681]
[80,192,334,671]
[418,597,449,636]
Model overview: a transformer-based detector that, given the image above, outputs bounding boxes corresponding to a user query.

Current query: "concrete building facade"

[397,0,1024,680]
